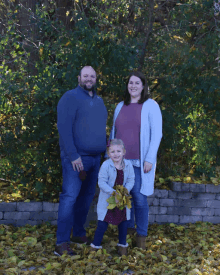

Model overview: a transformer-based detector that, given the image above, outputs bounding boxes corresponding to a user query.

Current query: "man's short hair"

[79,66,96,77]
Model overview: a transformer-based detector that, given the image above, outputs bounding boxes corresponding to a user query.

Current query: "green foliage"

[0,3,137,201]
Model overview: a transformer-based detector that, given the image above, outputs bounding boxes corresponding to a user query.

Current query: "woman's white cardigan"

[110,99,163,196]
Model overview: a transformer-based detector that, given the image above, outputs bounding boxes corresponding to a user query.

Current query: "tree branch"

[138,0,155,71]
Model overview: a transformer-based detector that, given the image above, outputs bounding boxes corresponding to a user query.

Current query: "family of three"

[54,66,163,257]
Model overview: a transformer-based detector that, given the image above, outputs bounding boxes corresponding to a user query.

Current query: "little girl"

[90,139,135,256]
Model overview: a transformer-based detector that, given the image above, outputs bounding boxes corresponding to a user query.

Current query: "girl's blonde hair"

[107,139,126,153]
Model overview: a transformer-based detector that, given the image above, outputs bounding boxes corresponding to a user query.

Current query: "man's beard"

[83,84,94,91]
[80,81,95,91]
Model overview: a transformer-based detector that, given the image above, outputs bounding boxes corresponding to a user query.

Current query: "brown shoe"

[71,235,92,245]
[117,243,128,256]
[136,234,146,250]
[54,242,77,256]
[127,228,136,235]
[118,246,127,256]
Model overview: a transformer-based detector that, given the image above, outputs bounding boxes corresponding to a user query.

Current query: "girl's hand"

[144,161,152,173]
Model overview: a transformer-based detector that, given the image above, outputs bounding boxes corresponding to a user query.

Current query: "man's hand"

[71,157,84,172]
[143,161,152,173]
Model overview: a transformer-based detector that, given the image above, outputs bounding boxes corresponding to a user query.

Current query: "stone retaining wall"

[0,182,220,227]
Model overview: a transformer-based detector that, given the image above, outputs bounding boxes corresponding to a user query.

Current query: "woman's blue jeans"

[127,166,149,236]
[92,220,128,246]
[56,155,101,245]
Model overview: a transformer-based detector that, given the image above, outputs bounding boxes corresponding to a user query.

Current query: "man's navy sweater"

[57,85,108,162]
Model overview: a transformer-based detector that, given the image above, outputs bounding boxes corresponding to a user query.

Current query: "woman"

[109,71,163,250]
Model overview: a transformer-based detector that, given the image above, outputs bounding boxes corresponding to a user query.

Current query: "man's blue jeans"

[56,155,101,245]
[127,166,149,236]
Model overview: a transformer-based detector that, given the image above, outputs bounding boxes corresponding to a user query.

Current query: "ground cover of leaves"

[0,221,220,275]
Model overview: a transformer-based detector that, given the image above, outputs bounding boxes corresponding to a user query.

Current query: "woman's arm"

[145,101,163,165]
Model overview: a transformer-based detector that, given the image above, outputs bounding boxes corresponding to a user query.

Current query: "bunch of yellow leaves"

[107,185,132,210]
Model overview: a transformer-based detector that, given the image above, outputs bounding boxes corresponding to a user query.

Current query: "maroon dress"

[104,168,126,225]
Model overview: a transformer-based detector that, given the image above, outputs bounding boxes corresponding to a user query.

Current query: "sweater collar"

[77,85,96,97]
[108,158,128,168]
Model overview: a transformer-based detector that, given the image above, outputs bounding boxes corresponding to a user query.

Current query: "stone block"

[160,199,175,207]
[179,215,202,224]
[155,215,179,223]
[0,220,16,226]
[27,220,43,226]
[191,208,215,216]
[203,216,220,224]
[168,191,177,199]
[148,192,156,198]
[50,220,57,226]
[149,206,167,215]
[0,212,3,219]
[148,198,159,206]
[206,185,220,193]
[167,207,191,216]
[215,194,220,200]
[177,192,192,199]
[0,202,16,212]
[153,189,168,198]
[43,202,59,212]
[4,212,30,220]
[92,205,97,213]
[207,200,220,208]
[170,182,182,192]
[17,202,42,212]
[189,184,206,193]
[29,212,57,221]
[148,215,155,224]
[214,209,220,216]
[181,183,190,192]
[15,220,32,227]
[192,193,216,200]
[85,211,97,228]
[175,199,206,208]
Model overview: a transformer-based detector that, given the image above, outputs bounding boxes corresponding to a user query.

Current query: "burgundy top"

[104,168,126,225]
[115,103,143,159]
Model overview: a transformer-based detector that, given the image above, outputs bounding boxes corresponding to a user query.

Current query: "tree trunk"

[15,0,39,74]
[138,0,155,71]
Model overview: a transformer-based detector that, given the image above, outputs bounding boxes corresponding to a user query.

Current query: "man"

[54,66,108,256]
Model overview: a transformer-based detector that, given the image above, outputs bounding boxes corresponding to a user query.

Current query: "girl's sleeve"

[124,162,135,193]
[145,101,163,164]
[98,162,115,195]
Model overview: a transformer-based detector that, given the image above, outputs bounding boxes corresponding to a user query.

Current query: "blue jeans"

[92,220,128,246]
[56,154,101,245]
[127,166,149,236]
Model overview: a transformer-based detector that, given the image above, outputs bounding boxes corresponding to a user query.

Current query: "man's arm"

[57,92,80,163]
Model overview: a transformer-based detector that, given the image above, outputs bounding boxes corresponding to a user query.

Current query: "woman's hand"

[143,161,152,173]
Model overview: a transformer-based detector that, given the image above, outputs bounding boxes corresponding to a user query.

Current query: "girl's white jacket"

[109,99,163,196]
[97,158,135,221]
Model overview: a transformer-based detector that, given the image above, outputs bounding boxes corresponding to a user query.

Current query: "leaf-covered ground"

[0,221,220,275]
